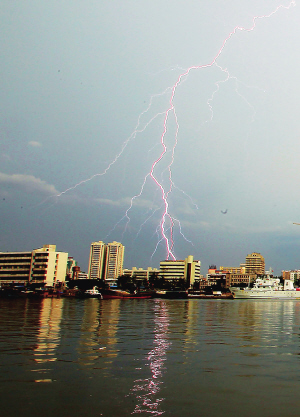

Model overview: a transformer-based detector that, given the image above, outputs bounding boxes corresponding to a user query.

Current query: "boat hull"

[188,293,234,299]
[230,288,300,299]
[102,289,153,299]
[154,290,188,299]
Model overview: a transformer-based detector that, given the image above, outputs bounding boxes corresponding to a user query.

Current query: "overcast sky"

[1,1,300,274]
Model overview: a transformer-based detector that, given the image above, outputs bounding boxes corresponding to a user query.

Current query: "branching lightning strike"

[121,1,296,260]
[48,1,296,261]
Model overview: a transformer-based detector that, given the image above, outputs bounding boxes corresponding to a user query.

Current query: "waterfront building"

[206,265,255,288]
[123,267,160,283]
[77,271,89,279]
[104,241,125,282]
[245,252,265,275]
[31,245,68,286]
[282,270,300,282]
[220,265,246,274]
[282,270,291,280]
[0,244,68,286]
[206,266,227,287]
[159,256,201,287]
[0,250,32,284]
[66,256,78,279]
[88,241,106,279]
[228,273,256,287]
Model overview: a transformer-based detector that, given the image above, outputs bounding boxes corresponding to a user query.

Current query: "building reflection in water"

[235,300,300,348]
[78,299,121,369]
[32,298,64,382]
[182,300,198,354]
[78,299,102,366]
[130,300,170,415]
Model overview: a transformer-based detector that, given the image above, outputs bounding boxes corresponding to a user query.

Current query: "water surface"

[1,297,300,416]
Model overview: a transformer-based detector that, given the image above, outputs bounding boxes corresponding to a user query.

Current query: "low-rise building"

[220,265,246,274]
[206,265,256,288]
[228,273,256,287]
[282,270,300,282]
[0,245,68,287]
[159,256,201,287]
[123,267,159,283]
[77,271,89,280]
[206,266,227,288]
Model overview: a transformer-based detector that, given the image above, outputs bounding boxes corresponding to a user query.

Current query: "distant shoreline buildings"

[0,242,299,291]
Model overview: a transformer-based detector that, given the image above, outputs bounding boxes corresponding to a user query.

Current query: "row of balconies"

[0,255,31,260]
[0,258,31,263]
[31,274,47,278]
[33,257,48,262]
[0,273,29,277]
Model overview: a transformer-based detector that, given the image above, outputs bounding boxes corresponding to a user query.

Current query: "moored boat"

[230,278,300,299]
[102,288,153,299]
[188,292,233,299]
[82,287,103,298]
[154,290,188,299]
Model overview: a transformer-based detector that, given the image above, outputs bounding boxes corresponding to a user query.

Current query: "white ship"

[230,278,300,299]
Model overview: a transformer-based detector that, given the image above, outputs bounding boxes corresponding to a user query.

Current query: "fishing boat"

[230,278,300,299]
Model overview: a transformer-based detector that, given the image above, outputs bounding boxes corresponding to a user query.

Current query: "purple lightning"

[120,0,296,260]
[47,1,296,261]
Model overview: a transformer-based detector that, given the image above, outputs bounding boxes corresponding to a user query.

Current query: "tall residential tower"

[104,241,125,282]
[88,241,106,280]
[88,241,124,282]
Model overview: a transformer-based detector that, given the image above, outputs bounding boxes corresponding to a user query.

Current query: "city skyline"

[0,240,290,279]
[1,1,300,275]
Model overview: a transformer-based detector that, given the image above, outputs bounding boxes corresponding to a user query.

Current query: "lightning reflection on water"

[130,301,171,415]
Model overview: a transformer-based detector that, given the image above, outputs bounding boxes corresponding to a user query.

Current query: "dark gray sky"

[1,1,300,274]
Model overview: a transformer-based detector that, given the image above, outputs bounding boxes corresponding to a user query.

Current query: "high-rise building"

[245,252,265,275]
[104,241,125,282]
[88,241,106,279]
[88,241,125,282]
[0,244,68,286]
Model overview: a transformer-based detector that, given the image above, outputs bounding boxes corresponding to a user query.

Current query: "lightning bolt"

[121,1,296,260]
[206,62,264,125]
[45,1,296,261]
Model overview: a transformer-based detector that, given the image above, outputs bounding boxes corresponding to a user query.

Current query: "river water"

[1,297,300,417]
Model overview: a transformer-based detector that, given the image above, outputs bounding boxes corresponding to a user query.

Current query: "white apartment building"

[88,241,106,279]
[159,255,201,287]
[123,267,160,282]
[104,241,124,282]
[0,244,68,286]
[88,241,125,282]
